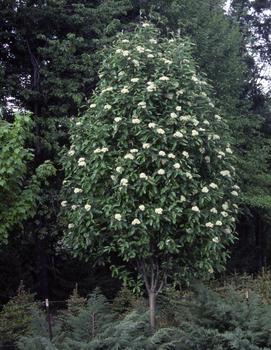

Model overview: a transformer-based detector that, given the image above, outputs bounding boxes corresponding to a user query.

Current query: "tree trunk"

[148,290,156,333]
[35,236,49,300]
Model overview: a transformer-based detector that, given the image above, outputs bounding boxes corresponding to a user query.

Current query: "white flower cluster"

[115,213,122,221]
[78,157,86,167]
[179,115,190,122]
[94,147,108,154]
[114,167,122,175]
[148,122,156,128]
[156,128,165,135]
[116,49,130,56]
[146,81,157,92]
[101,86,113,94]
[121,86,129,94]
[208,134,220,140]
[84,204,91,211]
[176,89,184,96]
[157,169,165,175]
[155,208,163,214]
[132,117,141,124]
[161,58,172,65]
[220,170,231,177]
[222,202,229,210]
[139,172,148,180]
[124,153,134,160]
[209,183,218,189]
[180,195,186,202]
[192,130,199,137]
[182,151,189,158]
[226,147,233,154]
[132,59,140,67]
[170,112,177,119]
[159,76,170,81]
[104,104,112,110]
[120,178,128,186]
[201,186,209,193]
[136,46,145,53]
[138,101,146,109]
[217,151,225,159]
[173,131,183,138]
[231,190,239,196]
[192,206,200,212]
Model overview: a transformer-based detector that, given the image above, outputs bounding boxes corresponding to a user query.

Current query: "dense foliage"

[0,114,55,243]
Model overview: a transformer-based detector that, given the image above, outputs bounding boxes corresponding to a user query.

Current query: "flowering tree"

[61,23,239,330]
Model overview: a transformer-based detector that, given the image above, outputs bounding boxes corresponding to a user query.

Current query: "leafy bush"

[0,113,55,244]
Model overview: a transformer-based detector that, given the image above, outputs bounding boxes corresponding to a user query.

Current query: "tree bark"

[138,260,165,333]
[148,289,156,333]
[35,236,49,300]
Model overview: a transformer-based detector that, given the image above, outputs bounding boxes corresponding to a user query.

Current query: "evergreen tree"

[17,285,271,349]
[0,282,38,347]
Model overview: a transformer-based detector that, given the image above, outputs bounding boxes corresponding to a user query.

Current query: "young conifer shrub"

[0,282,37,345]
